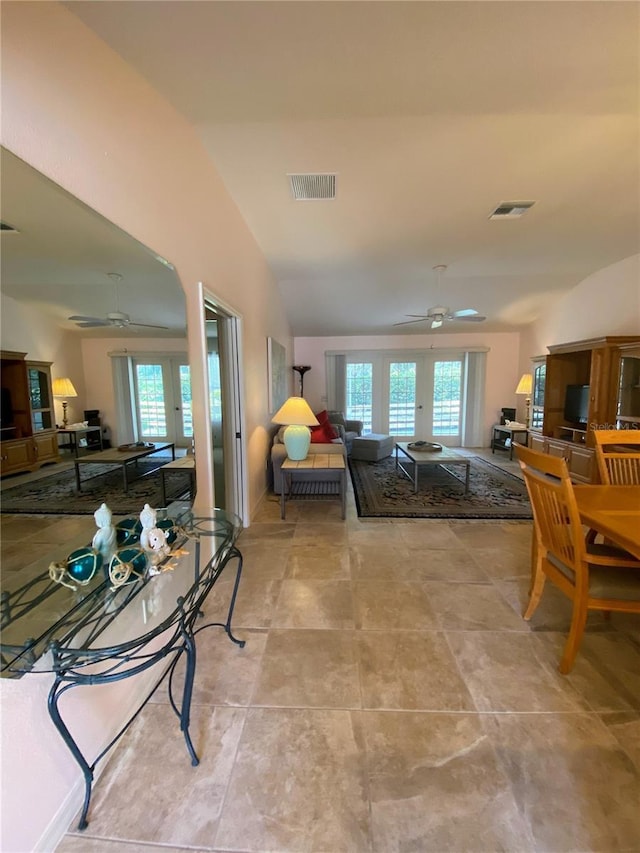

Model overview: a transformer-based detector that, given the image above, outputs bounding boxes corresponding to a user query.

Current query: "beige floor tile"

[272,579,355,629]
[406,548,491,582]
[238,521,296,543]
[446,631,590,712]
[449,520,532,550]
[202,575,283,629]
[531,631,640,712]
[286,542,351,579]
[353,581,439,630]
[238,541,291,580]
[292,521,349,545]
[153,628,267,707]
[395,521,462,550]
[424,581,529,631]
[488,712,640,852]
[349,543,412,581]
[215,708,371,852]
[347,519,404,547]
[252,628,362,708]
[470,545,532,580]
[357,631,475,711]
[600,712,640,770]
[58,839,196,853]
[71,704,246,847]
[360,710,534,853]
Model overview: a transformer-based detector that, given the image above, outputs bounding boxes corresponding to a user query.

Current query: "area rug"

[0,460,192,515]
[349,455,532,519]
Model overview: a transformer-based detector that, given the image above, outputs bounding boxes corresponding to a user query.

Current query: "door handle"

[416,405,423,410]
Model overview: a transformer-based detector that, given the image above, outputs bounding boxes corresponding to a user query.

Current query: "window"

[389,362,416,434]
[432,360,462,435]
[346,362,373,432]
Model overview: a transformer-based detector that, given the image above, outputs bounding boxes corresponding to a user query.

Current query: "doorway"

[132,357,192,447]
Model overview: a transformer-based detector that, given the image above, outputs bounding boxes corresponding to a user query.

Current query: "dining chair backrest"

[592,429,640,485]
[515,444,585,569]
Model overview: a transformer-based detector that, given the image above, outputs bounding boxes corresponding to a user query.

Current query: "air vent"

[489,201,535,220]
[0,221,18,233]
[288,173,336,201]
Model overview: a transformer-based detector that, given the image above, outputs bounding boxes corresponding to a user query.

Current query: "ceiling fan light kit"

[394,264,486,330]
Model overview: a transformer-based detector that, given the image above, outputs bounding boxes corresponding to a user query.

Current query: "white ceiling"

[3,2,639,337]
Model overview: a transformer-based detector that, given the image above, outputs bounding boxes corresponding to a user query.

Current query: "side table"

[491,424,528,460]
[280,454,346,519]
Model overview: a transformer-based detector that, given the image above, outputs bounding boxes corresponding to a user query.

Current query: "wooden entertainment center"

[0,351,60,476]
[527,336,640,483]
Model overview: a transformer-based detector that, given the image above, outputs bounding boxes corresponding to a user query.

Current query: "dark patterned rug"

[349,454,532,519]
[0,459,192,515]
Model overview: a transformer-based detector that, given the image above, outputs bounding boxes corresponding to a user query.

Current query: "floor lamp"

[515,373,533,428]
[292,365,311,397]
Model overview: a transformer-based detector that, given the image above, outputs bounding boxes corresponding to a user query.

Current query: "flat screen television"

[563,384,589,425]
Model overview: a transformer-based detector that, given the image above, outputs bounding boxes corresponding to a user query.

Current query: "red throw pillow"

[310,422,337,443]
[314,410,339,439]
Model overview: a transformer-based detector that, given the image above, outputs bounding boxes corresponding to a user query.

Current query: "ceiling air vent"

[0,221,19,233]
[288,173,336,201]
[489,201,535,220]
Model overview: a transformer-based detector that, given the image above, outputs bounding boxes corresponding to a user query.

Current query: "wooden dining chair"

[592,429,640,485]
[515,443,640,674]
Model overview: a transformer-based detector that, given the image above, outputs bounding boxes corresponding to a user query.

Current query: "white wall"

[1,4,291,850]
[295,331,524,443]
[0,296,87,427]
[520,254,640,362]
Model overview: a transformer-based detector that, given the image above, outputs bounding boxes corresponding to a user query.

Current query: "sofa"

[270,410,363,495]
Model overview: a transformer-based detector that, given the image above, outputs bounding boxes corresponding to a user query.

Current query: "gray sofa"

[270,411,363,495]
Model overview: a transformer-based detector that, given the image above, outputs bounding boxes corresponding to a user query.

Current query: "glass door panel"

[388,362,416,436]
[431,359,462,439]
[133,358,191,446]
[346,362,373,433]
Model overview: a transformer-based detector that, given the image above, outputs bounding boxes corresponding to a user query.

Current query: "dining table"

[573,485,640,560]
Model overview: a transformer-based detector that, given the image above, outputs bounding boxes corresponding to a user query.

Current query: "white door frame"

[197,282,248,526]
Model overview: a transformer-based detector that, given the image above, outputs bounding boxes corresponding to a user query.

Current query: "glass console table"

[0,506,245,831]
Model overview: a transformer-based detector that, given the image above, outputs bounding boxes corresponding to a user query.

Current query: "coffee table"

[280,454,346,519]
[395,442,470,494]
[74,442,175,493]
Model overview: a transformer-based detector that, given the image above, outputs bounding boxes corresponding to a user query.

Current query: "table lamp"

[272,396,319,460]
[52,377,78,428]
[515,373,533,427]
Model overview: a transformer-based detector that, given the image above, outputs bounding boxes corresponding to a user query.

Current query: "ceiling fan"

[68,273,169,330]
[394,265,486,329]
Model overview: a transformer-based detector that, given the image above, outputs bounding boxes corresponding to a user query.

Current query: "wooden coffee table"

[280,454,346,519]
[395,442,470,494]
[74,442,175,493]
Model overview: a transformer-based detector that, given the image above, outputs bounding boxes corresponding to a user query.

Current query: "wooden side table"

[491,424,528,460]
[280,454,346,519]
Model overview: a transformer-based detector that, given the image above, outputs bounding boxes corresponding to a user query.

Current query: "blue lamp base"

[283,424,311,460]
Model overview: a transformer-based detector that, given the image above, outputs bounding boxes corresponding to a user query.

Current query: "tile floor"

[2,449,640,852]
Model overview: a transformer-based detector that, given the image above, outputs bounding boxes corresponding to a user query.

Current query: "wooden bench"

[160,455,196,505]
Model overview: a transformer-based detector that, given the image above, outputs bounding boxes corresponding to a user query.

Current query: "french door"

[132,357,192,447]
[346,353,465,445]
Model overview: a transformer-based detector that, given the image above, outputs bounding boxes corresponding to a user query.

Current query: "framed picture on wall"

[267,337,287,414]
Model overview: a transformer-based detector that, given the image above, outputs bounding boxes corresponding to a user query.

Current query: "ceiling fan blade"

[69,315,102,322]
[431,318,444,329]
[450,308,479,318]
[457,314,486,322]
[393,318,430,327]
[128,321,170,330]
[75,320,110,328]
[404,314,430,319]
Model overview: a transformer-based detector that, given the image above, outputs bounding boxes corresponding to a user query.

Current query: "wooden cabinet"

[526,336,639,483]
[0,351,60,476]
[527,433,595,484]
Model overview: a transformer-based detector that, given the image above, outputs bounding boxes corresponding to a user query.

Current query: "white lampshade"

[52,377,78,398]
[515,373,532,396]
[272,397,319,461]
[272,397,319,427]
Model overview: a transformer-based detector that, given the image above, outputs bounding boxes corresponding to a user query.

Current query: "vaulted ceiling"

[2,2,638,337]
